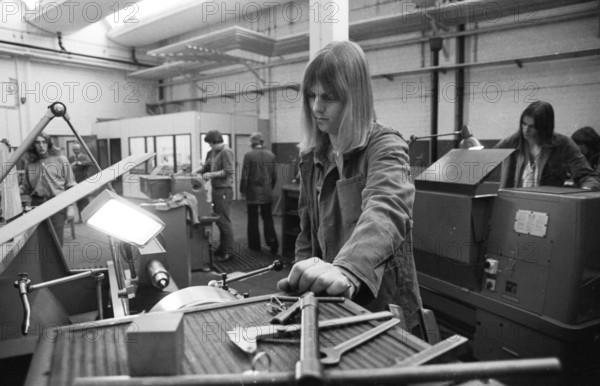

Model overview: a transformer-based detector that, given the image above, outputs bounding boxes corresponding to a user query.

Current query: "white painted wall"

[0,4,157,145]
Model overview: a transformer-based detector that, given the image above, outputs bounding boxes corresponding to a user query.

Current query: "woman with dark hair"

[494,101,600,190]
[571,126,600,171]
[277,41,422,324]
[20,133,76,245]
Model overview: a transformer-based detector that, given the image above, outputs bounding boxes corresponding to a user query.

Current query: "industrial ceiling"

[23,0,594,82]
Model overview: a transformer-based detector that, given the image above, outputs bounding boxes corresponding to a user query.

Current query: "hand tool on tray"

[320,318,401,365]
[226,310,394,354]
[295,292,323,386]
[208,260,283,288]
[394,334,468,367]
[270,295,345,324]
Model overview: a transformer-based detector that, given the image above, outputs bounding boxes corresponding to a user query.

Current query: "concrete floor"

[190,199,292,296]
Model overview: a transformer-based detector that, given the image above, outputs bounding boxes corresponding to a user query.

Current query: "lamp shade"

[82,189,165,246]
[459,136,484,150]
[459,125,484,150]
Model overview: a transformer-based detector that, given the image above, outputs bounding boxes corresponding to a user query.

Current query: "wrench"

[320,318,401,365]
[227,311,394,354]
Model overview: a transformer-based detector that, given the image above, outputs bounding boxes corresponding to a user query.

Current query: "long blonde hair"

[298,41,375,156]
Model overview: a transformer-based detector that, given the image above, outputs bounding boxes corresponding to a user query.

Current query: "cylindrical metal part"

[274,296,346,303]
[295,292,323,386]
[19,293,30,335]
[95,273,105,320]
[73,357,561,386]
[221,273,228,291]
[146,260,170,289]
[325,357,562,385]
[30,270,92,291]
[123,243,137,279]
[214,260,283,286]
[108,239,125,290]
[14,273,31,335]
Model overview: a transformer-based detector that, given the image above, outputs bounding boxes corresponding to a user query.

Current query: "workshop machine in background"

[139,173,217,272]
[413,149,600,385]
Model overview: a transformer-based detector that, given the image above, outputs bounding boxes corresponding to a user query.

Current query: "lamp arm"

[60,108,132,297]
[409,131,461,146]
[61,114,115,193]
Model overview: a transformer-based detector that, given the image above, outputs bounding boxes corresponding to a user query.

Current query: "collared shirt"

[313,149,341,259]
[520,161,539,188]
[20,154,76,198]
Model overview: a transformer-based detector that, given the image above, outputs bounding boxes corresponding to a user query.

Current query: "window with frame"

[129,134,191,174]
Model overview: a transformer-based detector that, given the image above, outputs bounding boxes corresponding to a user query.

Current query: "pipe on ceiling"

[151,6,595,88]
[0,39,154,69]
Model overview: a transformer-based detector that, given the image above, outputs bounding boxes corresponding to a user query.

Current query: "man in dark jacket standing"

[240,132,279,255]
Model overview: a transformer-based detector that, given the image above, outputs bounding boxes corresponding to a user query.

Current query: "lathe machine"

[413,149,600,385]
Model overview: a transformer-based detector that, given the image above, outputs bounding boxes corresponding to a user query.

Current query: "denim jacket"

[295,122,422,322]
[200,147,235,189]
[495,132,600,190]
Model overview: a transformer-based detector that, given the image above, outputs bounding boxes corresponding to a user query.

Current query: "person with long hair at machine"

[495,101,600,190]
[571,126,600,172]
[277,41,422,326]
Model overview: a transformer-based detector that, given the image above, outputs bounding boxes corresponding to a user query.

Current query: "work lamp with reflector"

[82,189,165,247]
[409,125,484,150]
[459,125,484,150]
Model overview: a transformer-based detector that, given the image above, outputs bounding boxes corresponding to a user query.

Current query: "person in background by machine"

[571,126,600,172]
[68,143,94,222]
[240,132,279,256]
[194,130,235,262]
[20,133,76,245]
[277,41,422,325]
[495,101,600,190]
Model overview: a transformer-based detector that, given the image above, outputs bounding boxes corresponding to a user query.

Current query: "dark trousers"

[49,210,67,246]
[247,203,279,253]
[211,187,234,254]
[75,196,90,221]
[31,196,66,246]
